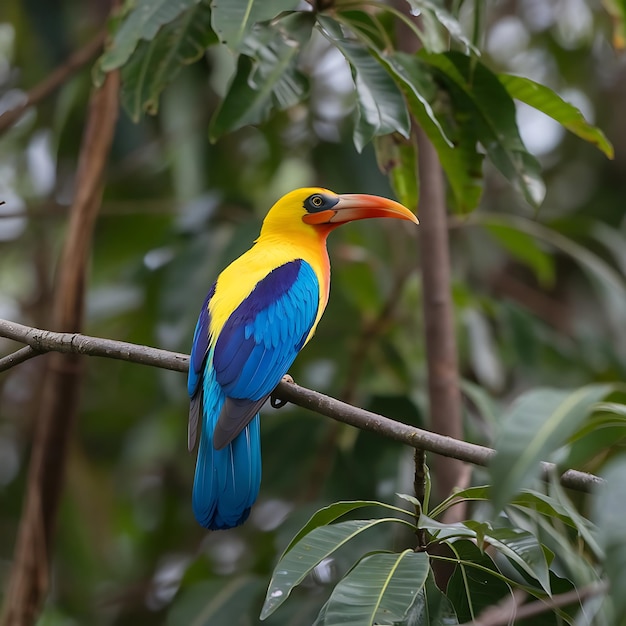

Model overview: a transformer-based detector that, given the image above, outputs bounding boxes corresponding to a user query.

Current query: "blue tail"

[192,378,261,529]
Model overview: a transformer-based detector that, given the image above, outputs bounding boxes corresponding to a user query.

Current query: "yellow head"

[259,187,418,242]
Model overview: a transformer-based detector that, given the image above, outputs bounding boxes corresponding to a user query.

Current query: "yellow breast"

[208,235,331,345]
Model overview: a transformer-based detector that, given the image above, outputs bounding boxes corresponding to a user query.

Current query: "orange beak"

[302,194,419,227]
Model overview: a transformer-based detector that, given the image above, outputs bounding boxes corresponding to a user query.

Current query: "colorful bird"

[188,187,418,530]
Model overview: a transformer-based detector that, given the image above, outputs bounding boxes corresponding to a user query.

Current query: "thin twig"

[0,318,604,494]
[460,581,607,626]
[0,346,38,372]
[0,30,106,135]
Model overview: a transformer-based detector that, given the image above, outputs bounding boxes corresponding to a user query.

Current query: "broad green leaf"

[486,223,555,287]
[422,51,545,208]
[121,0,216,121]
[210,0,300,50]
[386,52,483,213]
[423,512,551,593]
[445,540,513,622]
[490,384,613,513]
[548,474,603,560]
[406,0,479,54]
[260,518,414,619]
[101,0,202,72]
[373,52,452,146]
[431,485,583,530]
[375,133,419,211]
[318,15,410,152]
[592,457,626,616]
[499,73,614,159]
[418,514,476,541]
[563,404,626,469]
[407,572,458,625]
[470,524,551,593]
[282,500,414,558]
[210,14,313,139]
[335,9,391,52]
[314,551,430,626]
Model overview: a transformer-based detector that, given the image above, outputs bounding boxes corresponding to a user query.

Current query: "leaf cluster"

[99,0,612,212]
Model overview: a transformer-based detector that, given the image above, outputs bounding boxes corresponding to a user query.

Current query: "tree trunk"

[1,69,120,626]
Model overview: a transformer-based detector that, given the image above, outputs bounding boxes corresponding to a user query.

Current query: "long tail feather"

[192,363,261,530]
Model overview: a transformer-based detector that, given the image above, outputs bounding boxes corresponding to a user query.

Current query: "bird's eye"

[304,192,339,214]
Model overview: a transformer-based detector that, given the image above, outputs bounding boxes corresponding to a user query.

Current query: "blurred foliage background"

[0,0,625,624]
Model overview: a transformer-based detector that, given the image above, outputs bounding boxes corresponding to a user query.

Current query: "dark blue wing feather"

[212,259,320,449]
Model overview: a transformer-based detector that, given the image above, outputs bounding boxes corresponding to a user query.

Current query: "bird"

[187,187,418,530]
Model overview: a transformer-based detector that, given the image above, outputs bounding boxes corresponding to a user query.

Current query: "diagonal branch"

[0,318,604,494]
[0,346,38,372]
[0,30,106,135]
[459,581,607,626]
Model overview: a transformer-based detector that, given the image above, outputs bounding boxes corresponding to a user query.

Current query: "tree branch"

[0,346,38,373]
[460,581,607,626]
[0,318,604,494]
[0,30,106,135]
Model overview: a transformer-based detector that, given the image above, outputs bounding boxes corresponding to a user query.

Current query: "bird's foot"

[271,375,294,408]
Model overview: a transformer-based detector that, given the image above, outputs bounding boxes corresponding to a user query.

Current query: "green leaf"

[314,551,430,626]
[100,0,202,72]
[418,514,476,541]
[473,524,551,593]
[281,500,414,558]
[335,9,391,52]
[209,14,313,139]
[490,384,613,513]
[120,0,216,121]
[445,540,512,622]
[210,0,300,50]
[408,572,459,625]
[386,52,483,213]
[499,73,614,159]
[562,403,626,469]
[547,474,603,560]
[592,457,626,617]
[375,133,419,210]
[260,518,414,620]
[431,485,583,530]
[486,223,555,287]
[318,15,410,152]
[421,51,545,208]
[406,0,479,54]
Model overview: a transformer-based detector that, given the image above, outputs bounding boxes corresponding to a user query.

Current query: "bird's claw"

[271,375,294,408]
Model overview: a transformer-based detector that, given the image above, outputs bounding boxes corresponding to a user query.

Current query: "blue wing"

[212,259,319,448]
[189,259,319,529]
